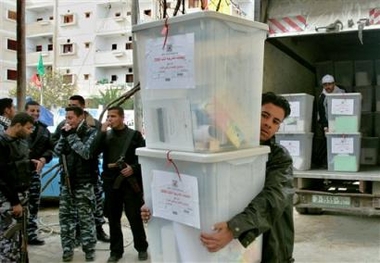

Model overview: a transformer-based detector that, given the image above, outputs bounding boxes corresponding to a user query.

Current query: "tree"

[88,87,134,109]
[9,70,77,109]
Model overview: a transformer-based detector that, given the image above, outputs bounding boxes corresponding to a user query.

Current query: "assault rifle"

[107,157,141,193]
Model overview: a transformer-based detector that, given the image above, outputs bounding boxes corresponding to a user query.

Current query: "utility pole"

[16,0,26,111]
[132,0,144,133]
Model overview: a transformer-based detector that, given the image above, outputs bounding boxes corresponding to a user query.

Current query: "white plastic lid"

[136,146,270,163]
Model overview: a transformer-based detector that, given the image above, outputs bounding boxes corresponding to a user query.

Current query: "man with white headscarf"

[317,74,345,132]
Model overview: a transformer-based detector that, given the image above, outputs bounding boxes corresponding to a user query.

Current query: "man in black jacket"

[200,92,294,263]
[97,106,148,263]
[0,112,34,262]
[0,98,16,133]
[24,100,53,245]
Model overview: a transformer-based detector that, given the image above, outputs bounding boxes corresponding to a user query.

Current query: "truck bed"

[293,167,380,215]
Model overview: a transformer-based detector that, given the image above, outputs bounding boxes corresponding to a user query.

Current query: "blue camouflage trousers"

[27,171,41,240]
[0,191,28,263]
[59,183,96,255]
[93,179,105,227]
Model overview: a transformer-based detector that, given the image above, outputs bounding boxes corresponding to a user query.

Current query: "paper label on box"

[151,170,200,229]
[331,99,354,115]
[289,101,300,117]
[145,33,195,89]
[331,137,354,154]
[279,140,300,156]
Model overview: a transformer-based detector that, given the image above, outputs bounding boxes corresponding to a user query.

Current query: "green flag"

[37,53,45,76]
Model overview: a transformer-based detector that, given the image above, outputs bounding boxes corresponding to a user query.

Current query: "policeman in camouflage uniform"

[52,95,109,243]
[24,101,53,245]
[0,113,35,262]
[54,106,98,262]
[0,98,16,133]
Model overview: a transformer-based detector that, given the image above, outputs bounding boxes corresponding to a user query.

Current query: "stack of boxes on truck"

[275,94,314,170]
[316,59,380,171]
[325,93,362,171]
[133,12,268,262]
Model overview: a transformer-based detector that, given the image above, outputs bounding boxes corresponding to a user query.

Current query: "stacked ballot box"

[325,93,362,171]
[277,93,314,171]
[278,93,314,133]
[133,11,268,153]
[326,133,361,171]
[275,132,313,171]
[137,147,269,263]
[133,12,269,263]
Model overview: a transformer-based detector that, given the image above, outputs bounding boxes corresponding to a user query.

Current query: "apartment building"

[0,0,155,99]
[1,0,255,99]
[0,0,17,97]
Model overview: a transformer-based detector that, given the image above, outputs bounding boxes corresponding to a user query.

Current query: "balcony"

[94,49,133,67]
[26,51,53,66]
[96,17,131,36]
[26,20,54,37]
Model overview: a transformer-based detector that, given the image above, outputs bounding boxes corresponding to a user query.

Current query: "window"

[63,74,74,84]
[36,45,42,52]
[128,36,132,41]
[144,10,152,16]
[49,16,54,20]
[126,74,133,83]
[62,43,74,54]
[127,11,131,16]
[85,12,91,18]
[128,68,133,73]
[111,44,117,50]
[48,44,53,51]
[126,43,132,50]
[7,69,17,81]
[7,39,17,51]
[36,17,43,22]
[7,10,16,20]
[111,75,118,82]
[84,42,90,48]
[115,12,121,17]
[84,74,89,80]
[62,14,75,24]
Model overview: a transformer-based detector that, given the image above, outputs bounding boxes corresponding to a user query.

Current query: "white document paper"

[279,140,300,156]
[151,170,200,229]
[331,137,354,154]
[331,99,354,115]
[145,33,195,89]
[289,101,300,117]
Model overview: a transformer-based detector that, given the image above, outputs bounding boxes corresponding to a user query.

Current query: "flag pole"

[40,75,44,105]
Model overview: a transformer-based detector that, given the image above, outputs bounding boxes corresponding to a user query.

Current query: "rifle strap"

[107,127,136,160]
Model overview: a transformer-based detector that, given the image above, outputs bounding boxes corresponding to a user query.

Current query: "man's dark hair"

[24,100,40,110]
[10,112,34,127]
[0,98,13,115]
[262,92,291,119]
[65,106,84,117]
[69,95,86,106]
[108,106,124,117]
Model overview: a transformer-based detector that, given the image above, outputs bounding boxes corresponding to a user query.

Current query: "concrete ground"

[29,206,380,263]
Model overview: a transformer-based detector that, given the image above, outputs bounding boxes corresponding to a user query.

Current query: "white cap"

[321,74,335,84]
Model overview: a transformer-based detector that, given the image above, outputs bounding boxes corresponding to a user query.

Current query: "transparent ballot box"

[133,12,268,152]
[137,147,269,262]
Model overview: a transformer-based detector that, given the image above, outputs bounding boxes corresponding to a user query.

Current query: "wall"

[263,41,315,95]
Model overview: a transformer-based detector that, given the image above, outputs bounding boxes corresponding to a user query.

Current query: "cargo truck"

[261,0,380,215]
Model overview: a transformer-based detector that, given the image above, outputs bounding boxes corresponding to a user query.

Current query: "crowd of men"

[0,95,148,263]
